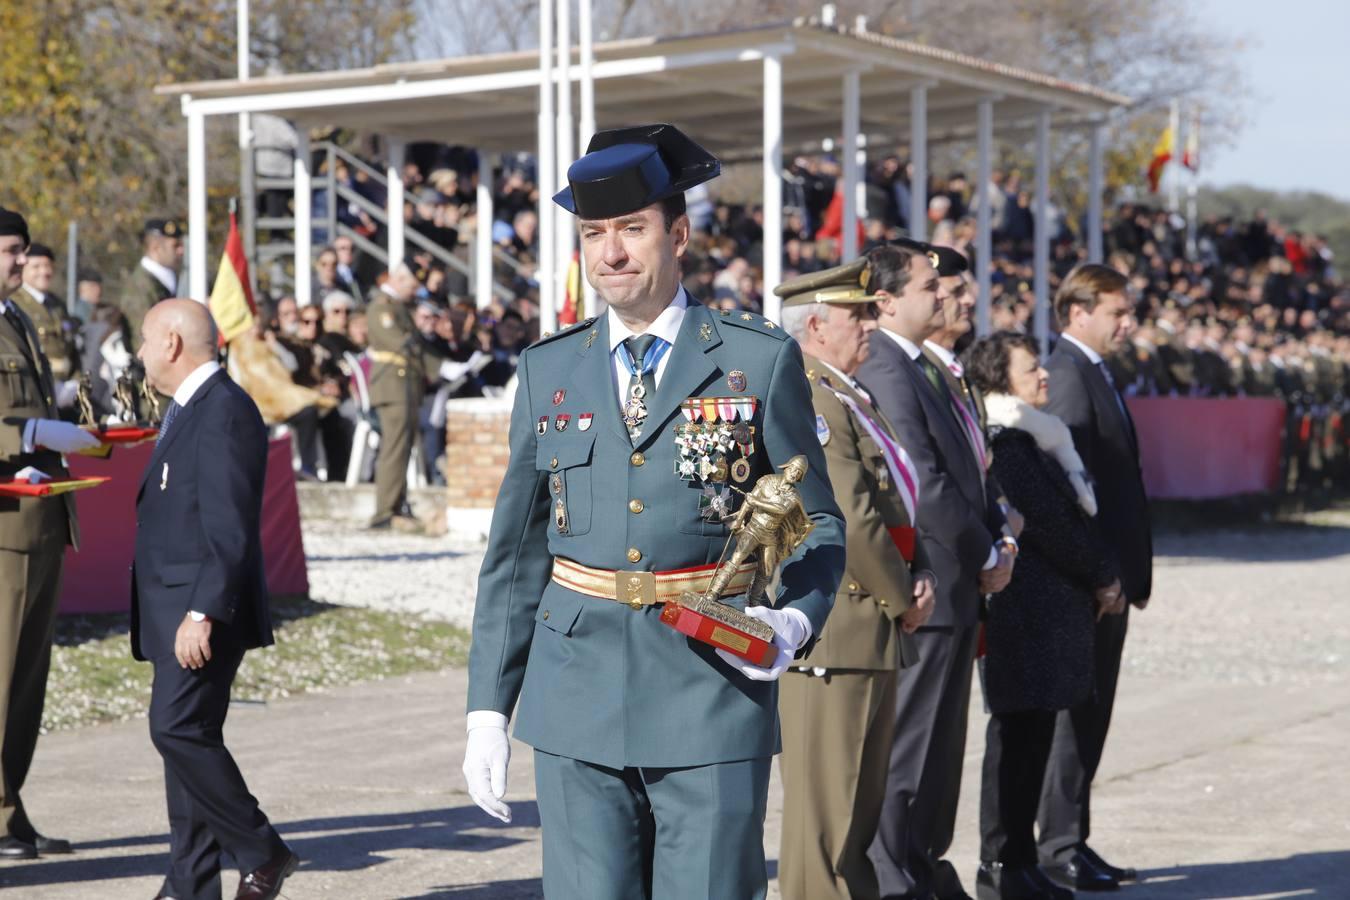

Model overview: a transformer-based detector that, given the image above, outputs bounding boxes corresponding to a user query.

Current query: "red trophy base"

[660,593,778,666]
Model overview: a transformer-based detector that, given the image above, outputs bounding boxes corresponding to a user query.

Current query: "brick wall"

[444,396,513,508]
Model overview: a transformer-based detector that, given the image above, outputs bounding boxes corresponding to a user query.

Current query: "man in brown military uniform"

[118,219,183,348]
[11,244,77,390]
[0,208,100,859]
[775,260,937,900]
[366,262,452,531]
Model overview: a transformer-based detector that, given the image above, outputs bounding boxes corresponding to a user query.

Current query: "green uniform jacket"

[467,300,845,769]
[118,264,174,348]
[0,303,78,551]
[365,292,446,408]
[807,363,927,671]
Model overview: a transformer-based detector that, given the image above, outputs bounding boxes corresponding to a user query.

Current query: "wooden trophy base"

[660,592,778,666]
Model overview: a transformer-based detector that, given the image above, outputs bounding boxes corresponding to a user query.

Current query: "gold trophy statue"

[660,455,816,665]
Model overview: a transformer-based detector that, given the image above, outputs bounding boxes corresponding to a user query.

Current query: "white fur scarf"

[983,393,1098,517]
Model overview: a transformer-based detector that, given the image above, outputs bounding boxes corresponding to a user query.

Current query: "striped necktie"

[156,401,181,448]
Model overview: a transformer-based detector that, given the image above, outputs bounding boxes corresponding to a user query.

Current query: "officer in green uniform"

[11,244,77,388]
[365,260,451,531]
[119,219,182,348]
[0,208,101,859]
[460,125,845,900]
[775,260,937,900]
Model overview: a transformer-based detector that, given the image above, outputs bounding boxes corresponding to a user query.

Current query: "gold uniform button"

[550,457,559,469]
[397,367,406,377]
[879,599,889,607]
[542,610,550,620]
[629,499,644,514]
[630,452,645,467]
[848,582,859,591]
[627,548,642,563]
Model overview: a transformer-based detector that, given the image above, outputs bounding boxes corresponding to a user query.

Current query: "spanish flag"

[1147,125,1173,194]
[559,248,583,326]
[208,211,257,343]
[1182,118,1199,172]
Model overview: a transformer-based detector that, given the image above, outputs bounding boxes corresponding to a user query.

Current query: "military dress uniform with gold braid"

[366,288,449,526]
[0,298,79,846]
[773,262,932,900]
[466,124,845,900]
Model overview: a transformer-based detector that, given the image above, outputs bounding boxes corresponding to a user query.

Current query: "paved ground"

[6,514,1350,899]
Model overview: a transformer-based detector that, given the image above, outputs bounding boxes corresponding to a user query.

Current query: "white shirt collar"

[879,326,923,360]
[923,340,962,376]
[141,257,177,295]
[607,285,688,354]
[1061,332,1104,365]
[20,283,45,304]
[173,360,221,407]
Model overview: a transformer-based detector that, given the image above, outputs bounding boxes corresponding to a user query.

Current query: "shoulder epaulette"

[719,309,789,341]
[530,317,598,350]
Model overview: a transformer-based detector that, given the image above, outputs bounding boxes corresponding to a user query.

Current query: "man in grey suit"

[858,243,1014,900]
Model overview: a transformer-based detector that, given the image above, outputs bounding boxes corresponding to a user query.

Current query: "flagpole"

[1186,107,1199,260]
[1167,99,1180,215]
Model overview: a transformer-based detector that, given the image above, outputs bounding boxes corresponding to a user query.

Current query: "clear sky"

[1194,0,1350,200]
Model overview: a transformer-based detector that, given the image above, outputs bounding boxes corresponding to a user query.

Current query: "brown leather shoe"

[234,848,299,899]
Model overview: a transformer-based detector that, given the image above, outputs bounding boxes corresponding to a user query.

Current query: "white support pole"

[293,129,313,305]
[187,110,208,302]
[840,69,861,260]
[578,0,595,149]
[1167,98,1181,215]
[1088,121,1105,263]
[975,97,994,336]
[1033,108,1052,356]
[476,152,494,310]
[554,0,574,318]
[386,138,406,272]
[537,0,557,335]
[1185,107,1199,260]
[762,53,784,321]
[237,0,255,292]
[909,84,928,240]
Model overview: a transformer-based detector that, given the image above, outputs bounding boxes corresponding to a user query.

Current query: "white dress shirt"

[140,257,177,296]
[607,285,688,403]
[923,340,962,377]
[1060,332,1104,365]
[172,360,221,408]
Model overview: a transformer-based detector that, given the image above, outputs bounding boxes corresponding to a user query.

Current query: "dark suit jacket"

[857,331,1004,628]
[1044,338,1153,604]
[131,369,274,661]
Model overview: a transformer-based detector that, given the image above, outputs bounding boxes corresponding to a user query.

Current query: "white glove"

[13,466,51,485]
[55,379,80,409]
[716,606,812,682]
[26,419,102,454]
[462,711,512,823]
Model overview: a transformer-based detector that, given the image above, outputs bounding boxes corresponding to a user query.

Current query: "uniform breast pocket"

[673,480,734,537]
[536,432,596,537]
[0,354,33,407]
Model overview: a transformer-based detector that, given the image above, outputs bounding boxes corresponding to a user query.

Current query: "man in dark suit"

[134,300,297,900]
[858,244,1013,900]
[1037,264,1152,891]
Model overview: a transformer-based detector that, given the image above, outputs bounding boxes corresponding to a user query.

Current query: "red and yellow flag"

[559,248,583,326]
[208,211,257,343]
[1182,122,1199,172]
[1147,125,1173,193]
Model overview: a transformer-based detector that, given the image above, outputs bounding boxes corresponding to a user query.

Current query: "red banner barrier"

[1127,397,1286,499]
[60,437,309,614]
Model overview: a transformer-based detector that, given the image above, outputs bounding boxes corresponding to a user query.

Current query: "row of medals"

[676,397,759,522]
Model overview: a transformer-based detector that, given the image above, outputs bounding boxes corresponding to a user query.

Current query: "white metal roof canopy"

[162,19,1128,336]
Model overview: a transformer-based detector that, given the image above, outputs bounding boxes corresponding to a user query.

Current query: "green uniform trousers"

[0,547,63,840]
[779,669,897,900]
[373,399,414,523]
[533,750,771,900]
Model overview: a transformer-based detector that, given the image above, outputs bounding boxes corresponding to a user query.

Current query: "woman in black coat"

[966,332,1121,900]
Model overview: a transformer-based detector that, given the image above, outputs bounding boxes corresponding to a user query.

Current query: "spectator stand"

[160,17,1128,339]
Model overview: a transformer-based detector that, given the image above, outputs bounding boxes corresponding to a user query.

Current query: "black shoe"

[976,862,1064,900]
[1043,852,1119,892]
[234,847,299,899]
[31,834,73,855]
[1077,844,1137,882]
[366,516,392,530]
[0,837,37,860]
[1027,866,1075,900]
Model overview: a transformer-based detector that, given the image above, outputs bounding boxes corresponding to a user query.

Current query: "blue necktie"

[156,401,181,448]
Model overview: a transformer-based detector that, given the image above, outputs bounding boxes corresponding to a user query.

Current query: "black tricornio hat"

[0,208,29,247]
[553,123,720,220]
[26,242,54,260]
[891,238,969,277]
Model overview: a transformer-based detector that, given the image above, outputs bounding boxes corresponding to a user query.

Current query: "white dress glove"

[716,606,812,682]
[462,711,512,823]
[55,379,81,409]
[26,418,101,454]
